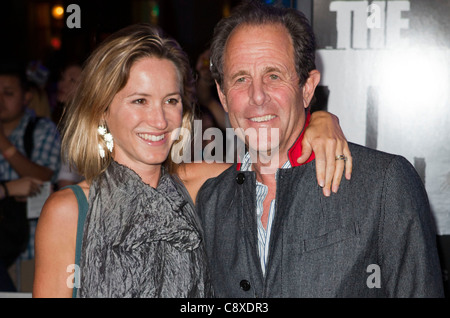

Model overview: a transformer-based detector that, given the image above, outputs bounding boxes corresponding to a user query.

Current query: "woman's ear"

[302,70,321,108]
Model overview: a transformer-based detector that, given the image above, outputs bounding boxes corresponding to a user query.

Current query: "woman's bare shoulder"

[39,181,89,230]
[179,162,231,180]
[175,162,231,203]
[34,182,89,298]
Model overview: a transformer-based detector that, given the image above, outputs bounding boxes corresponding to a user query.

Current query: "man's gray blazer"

[196,143,444,297]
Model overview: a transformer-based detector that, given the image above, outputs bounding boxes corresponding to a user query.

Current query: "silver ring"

[335,155,347,161]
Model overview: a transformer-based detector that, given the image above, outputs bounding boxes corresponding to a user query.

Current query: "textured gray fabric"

[78,161,213,298]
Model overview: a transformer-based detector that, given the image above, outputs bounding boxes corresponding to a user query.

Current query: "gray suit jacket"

[196,143,444,297]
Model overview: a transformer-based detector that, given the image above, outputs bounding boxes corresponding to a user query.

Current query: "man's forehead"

[0,75,22,87]
[223,24,295,76]
[225,23,293,53]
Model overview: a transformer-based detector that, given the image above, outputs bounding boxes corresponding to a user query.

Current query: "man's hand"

[6,177,44,198]
[298,111,352,196]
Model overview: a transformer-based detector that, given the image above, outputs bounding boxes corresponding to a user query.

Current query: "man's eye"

[269,74,279,80]
[165,98,179,105]
[236,77,245,83]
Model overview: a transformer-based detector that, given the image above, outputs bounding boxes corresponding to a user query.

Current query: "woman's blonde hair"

[61,24,195,182]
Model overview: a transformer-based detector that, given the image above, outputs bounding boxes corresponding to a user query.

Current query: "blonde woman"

[33,24,350,298]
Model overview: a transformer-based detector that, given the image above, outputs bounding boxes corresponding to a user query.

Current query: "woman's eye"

[165,98,179,105]
[133,98,146,104]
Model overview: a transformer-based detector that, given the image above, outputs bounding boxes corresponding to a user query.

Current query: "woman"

[33,24,350,298]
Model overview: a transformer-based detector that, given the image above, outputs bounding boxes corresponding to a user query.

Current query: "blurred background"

[0,0,243,84]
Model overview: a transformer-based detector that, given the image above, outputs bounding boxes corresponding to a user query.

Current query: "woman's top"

[72,161,213,298]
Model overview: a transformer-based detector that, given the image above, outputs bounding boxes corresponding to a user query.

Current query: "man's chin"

[247,145,280,163]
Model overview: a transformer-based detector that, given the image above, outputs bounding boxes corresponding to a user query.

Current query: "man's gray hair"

[209,0,316,90]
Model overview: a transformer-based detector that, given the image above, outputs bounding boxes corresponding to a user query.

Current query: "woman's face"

[105,57,183,174]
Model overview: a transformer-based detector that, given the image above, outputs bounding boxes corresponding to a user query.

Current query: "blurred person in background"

[50,62,84,190]
[0,61,60,291]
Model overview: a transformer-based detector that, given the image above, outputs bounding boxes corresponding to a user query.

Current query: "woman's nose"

[148,106,168,130]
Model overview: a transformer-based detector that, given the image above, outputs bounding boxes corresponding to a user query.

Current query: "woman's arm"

[177,162,231,204]
[179,111,351,201]
[33,187,81,298]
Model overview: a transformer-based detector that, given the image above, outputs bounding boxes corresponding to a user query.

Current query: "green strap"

[62,185,88,298]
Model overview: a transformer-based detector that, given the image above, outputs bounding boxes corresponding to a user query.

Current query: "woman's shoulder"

[175,162,231,203]
[177,162,231,181]
[39,181,89,228]
[34,183,87,298]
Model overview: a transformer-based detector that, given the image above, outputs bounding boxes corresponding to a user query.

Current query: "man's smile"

[249,114,277,123]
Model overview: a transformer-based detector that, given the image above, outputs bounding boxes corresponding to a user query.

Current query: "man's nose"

[249,79,269,106]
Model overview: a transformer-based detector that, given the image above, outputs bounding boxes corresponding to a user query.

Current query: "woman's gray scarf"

[78,161,213,297]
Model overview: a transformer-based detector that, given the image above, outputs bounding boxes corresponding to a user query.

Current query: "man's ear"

[215,81,229,113]
[302,70,321,108]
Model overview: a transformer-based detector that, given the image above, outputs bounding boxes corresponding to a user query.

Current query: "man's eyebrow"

[230,66,282,78]
[263,66,282,74]
[230,70,249,81]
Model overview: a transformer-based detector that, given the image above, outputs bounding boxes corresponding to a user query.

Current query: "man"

[0,62,61,291]
[0,63,60,184]
[196,1,444,297]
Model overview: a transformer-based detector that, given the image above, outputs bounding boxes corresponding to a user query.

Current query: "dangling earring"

[98,125,114,158]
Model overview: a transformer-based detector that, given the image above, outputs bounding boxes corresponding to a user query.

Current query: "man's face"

[217,23,312,159]
[0,75,27,124]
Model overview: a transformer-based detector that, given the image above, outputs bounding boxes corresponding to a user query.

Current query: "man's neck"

[1,114,24,136]
[249,149,288,184]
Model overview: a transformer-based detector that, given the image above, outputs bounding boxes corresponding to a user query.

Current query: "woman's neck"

[118,161,162,188]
